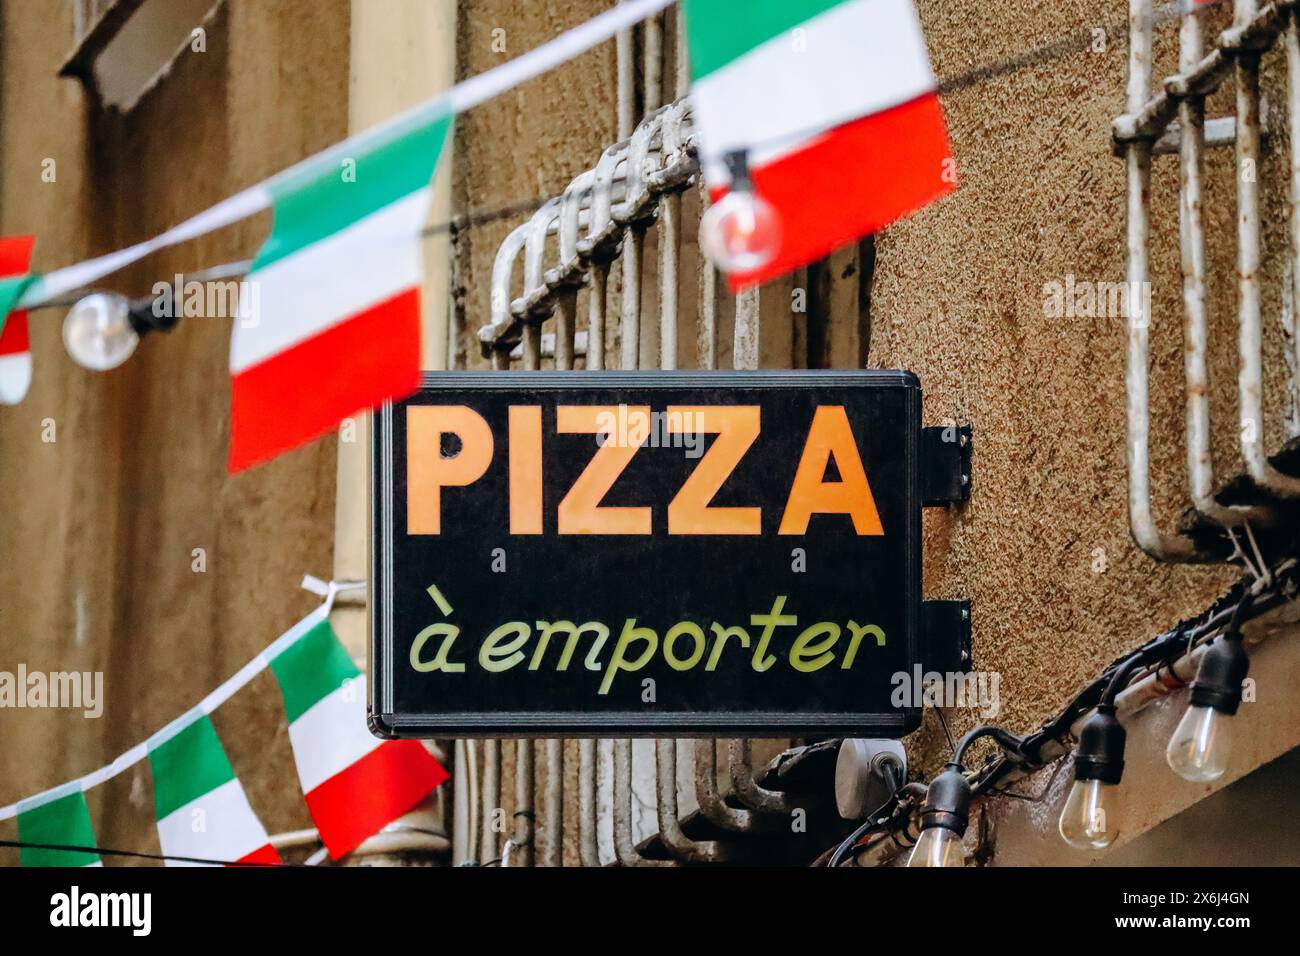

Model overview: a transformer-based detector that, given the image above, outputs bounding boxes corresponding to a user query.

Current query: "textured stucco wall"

[0,0,350,863]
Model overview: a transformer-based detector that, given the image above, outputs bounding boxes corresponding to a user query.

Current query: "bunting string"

[0,578,356,824]
[0,578,446,869]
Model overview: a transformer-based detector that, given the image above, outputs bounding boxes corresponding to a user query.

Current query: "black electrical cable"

[826,762,906,868]
[845,568,1291,858]
[974,571,1290,797]
[952,724,1025,768]
[0,838,295,867]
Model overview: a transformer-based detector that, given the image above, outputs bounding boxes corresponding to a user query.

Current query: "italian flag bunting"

[0,235,37,405]
[147,714,280,866]
[684,0,954,286]
[228,112,453,472]
[268,618,448,859]
[17,788,101,867]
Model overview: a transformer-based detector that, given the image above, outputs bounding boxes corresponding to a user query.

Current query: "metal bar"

[655,740,731,862]
[540,738,563,866]
[617,11,635,141]
[588,264,609,371]
[698,257,718,370]
[620,232,644,371]
[727,738,795,815]
[578,739,600,866]
[613,738,657,864]
[478,739,501,862]
[1181,6,1270,525]
[734,286,760,371]
[522,324,542,371]
[697,178,719,371]
[512,739,535,867]
[644,10,663,112]
[556,291,577,372]
[1288,9,1300,434]
[693,738,766,832]
[1124,0,1217,560]
[660,193,680,370]
[1154,114,1244,153]
[452,739,470,864]
[1236,0,1300,494]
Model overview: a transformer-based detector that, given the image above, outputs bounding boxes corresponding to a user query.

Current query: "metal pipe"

[615,117,663,372]
[588,264,609,370]
[1288,12,1300,435]
[727,738,796,815]
[512,739,535,867]
[555,292,577,371]
[1180,6,1270,525]
[693,738,767,832]
[1234,0,1300,495]
[660,196,680,370]
[579,739,600,865]
[616,10,635,142]
[655,739,731,862]
[478,739,500,862]
[1124,0,1215,560]
[644,10,663,112]
[452,739,471,864]
[522,324,542,370]
[540,738,563,866]
[734,286,760,371]
[613,738,661,864]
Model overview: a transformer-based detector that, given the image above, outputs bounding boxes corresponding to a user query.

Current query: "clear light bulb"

[699,189,782,274]
[1166,705,1231,782]
[1058,778,1122,850]
[906,826,964,867]
[63,293,139,371]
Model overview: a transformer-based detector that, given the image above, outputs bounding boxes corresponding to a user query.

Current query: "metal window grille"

[1117,0,1300,563]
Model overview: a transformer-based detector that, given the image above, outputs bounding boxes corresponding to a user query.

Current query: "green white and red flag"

[227,113,453,472]
[0,235,36,405]
[147,713,280,866]
[16,787,101,867]
[683,0,955,286]
[268,617,448,859]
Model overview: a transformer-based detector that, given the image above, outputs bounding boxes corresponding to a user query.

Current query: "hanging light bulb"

[906,764,970,868]
[1166,629,1250,782]
[63,292,139,371]
[1059,706,1125,850]
[699,150,782,275]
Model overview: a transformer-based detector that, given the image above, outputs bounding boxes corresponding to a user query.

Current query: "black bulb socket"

[128,297,179,337]
[1072,705,1126,785]
[722,149,755,193]
[918,764,972,837]
[1189,636,1250,716]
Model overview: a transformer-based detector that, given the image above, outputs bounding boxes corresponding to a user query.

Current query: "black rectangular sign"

[371,370,922,737]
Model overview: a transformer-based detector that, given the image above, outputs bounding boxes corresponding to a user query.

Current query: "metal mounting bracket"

[921,424,973,507]
[921,599,973,675]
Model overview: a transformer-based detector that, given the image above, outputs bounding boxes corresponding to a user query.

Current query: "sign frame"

[371,369,923,738]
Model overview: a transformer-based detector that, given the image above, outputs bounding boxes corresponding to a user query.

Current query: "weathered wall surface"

[0,0,349,862]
